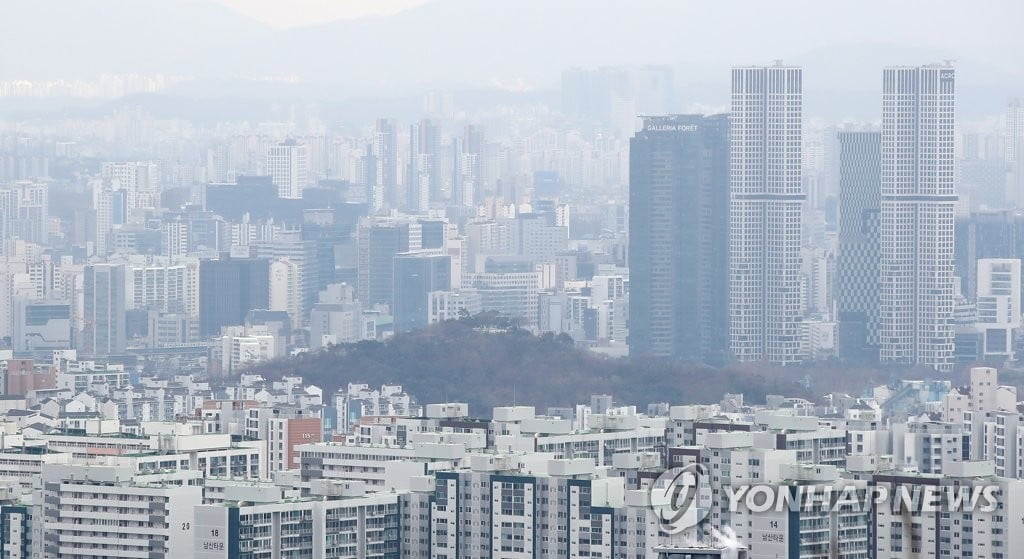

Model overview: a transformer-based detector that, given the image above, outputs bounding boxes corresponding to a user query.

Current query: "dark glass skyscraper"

[836,130,881,364]
[357,222,411,308]
[199,256,270,336]
[628,114,730,363]
[393,252,451,333]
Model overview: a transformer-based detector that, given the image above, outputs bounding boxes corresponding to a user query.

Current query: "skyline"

[3,3,1024,559]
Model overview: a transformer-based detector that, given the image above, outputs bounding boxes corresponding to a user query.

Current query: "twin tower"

[629,63,956,370]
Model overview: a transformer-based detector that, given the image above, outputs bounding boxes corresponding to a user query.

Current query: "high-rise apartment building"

[1006,98,1024,164]
[268,257,302,325]
[408,119,439,211]
[628,114,730,363]
[729,63,805,364]
[266,140,309,199]
[456,124,484,207]
[101,161,159,220]
[837,130,882,364]
[1005,99,1024,207]
[374,118,398,211]
[91,177,124,256]
[879,64,957,371]
[127,261,199,316]
[40,465,202,559]
[0,181,48,248]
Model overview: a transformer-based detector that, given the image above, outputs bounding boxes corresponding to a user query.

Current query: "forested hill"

[250,316,812,414]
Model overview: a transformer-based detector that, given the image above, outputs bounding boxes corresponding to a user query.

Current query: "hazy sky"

[214,0,429,27]
[3,0,1023,120]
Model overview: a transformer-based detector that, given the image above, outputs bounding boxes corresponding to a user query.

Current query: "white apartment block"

[100,161,159,221]
[126,259,199,316]
[55,360,130,392]
[879,64,957,371]
[218,325,279,376]
[732,464,871,559]
[335,383,415,435]
[729,63,806,364]
[298,441,467,489]
[193,481,403,559]
[37,464,202,559]
[266,140,309,199]
[873,462,1024,559]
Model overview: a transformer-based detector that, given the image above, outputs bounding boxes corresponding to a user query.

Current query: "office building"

[255,231,318,323]
[629,114,730,363]
[11,298,71,354]
[198,256,270,337]
[203,176,278,221]
[428,289,483,324]
[393,252,451,333]
[469,268,541,330]
[954,210,1024,307]
[266,139,309,199]
[146,310,199,348]
[81,263,126,356]
[310,305,363,349]
[729,63,805,364]
[511,213,569,266]
[357,221,411,309]
[975,258,1021,362]
[879,64,957,371]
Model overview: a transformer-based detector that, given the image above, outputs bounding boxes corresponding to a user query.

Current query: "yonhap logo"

[647,463,709,534]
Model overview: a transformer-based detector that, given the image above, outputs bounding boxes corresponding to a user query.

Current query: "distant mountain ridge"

[3,0,1021,118]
